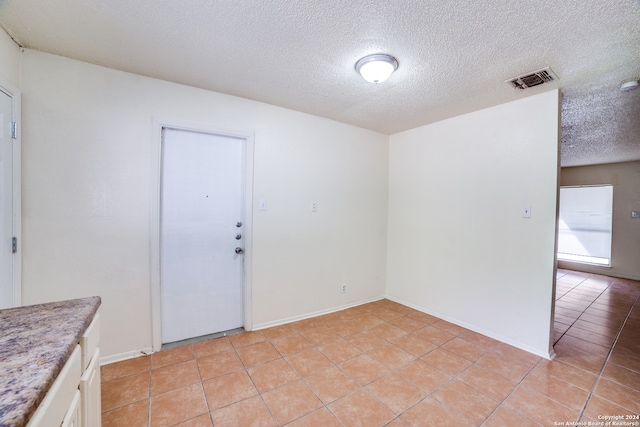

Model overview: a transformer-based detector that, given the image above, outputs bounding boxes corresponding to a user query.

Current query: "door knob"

[235,234,242,240]
[235,247,244,254]
[236,221,243,227]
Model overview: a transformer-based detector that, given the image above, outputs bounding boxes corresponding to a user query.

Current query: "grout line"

[576,290,640,422]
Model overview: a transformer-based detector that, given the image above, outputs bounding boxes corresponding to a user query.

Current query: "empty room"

[0,1,639,426]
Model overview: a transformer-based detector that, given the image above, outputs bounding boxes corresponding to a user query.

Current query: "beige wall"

[560,161,640,280]
[20,49,389,359]
[0,28,20,88]
[387,90,561,358]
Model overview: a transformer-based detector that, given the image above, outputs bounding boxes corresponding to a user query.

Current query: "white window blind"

[558,185,613,266]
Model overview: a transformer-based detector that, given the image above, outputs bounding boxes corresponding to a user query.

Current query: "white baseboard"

[385,295,555,360]
[252,295,385,331]
[100,347,154,366]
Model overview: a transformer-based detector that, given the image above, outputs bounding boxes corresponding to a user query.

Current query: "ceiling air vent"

[507,67,558,90]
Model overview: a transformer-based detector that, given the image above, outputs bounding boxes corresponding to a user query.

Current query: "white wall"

[20,50,389,359]
[0,27,20,88]
[387,90,560,358]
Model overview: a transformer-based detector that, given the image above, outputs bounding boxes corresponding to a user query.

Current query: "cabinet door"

[80,348,101,427]
[61,390,81,427]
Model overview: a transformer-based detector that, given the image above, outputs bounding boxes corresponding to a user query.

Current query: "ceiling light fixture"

[355,54,398,84]
[619,80,639,92]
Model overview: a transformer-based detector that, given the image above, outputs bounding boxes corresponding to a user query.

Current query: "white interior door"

[160,128,245,344]
[0,90,13,309]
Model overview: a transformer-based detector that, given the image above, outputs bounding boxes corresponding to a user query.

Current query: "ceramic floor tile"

[285,348,333,378]
[152,345,195,369]
[101,399,149,427]
[593,377,640,413]
[328,319,368,337]
[317,338,363,364]
[431,320,466,336]
[262,380,323,425]
[197,350,244,380]
[101,371,150,411]
[202,370,258,410]
[193,336,233,358]
[555,334,610,357]
[261,323,296,340]
[270,332,313,356]
[101,356,151,382]
[372,307,405,322]
[406,311,439,325]
[476,350,533,383]
[347,330,388,352]
[211,395,277,427]
[247,357,299,392]
[291,317,325,332]
[366,373,426,414]
[340,354,390,386]
[432,379,499,425]
[397,359,452,394]
[369,322,409,341]
[482,405,540,427]
[553,340,608,374]
[329,389,395,427]
[229,330,268,348]
[441,337,487,362]
[401,397,474,427]
[352,313,386,329]
[368,343,416,370]
[564,326,616,347]
[174,414,213,427]
[413,325,455,346]
[602,363,640,391]
[101,282,640,427]
[149,383,208,427]
[297,325,341,346]
[572,319,619,338]
[235,341,281,367]
[582,395,633,422]
[304,366,360,404]
[530,359,598,392]
[457,330,500,351]
[421,348,472,376]
[387,315,426,332]
[520,367,590,411]
[457,364,517,401]
[151,359,201,396]
[505,386,579,426]
[609,347,640,373]
[492,342,541,367]
[579,313,624,330]
[392,334,437,357]
[286,407,344,427]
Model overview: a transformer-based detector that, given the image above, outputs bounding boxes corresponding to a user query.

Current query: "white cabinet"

[80,348,101,427]
[61,391,81,427]
[27,312,101,427]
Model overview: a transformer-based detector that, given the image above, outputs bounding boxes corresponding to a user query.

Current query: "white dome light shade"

[355,54,398,84]
[620,80,639,92]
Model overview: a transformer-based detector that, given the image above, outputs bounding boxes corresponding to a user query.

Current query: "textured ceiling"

[1,0,639,166]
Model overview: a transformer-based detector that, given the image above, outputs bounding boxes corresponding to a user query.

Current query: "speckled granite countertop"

[0,296,101,427]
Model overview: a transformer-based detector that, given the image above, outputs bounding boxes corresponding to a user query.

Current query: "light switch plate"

[522,206,532,218]
[259,198,267,211]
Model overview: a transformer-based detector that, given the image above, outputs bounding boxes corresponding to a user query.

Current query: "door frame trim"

[0,76,21,308]
[150,118,254,352]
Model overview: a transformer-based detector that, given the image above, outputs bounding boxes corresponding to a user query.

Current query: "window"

[558,185,613,266]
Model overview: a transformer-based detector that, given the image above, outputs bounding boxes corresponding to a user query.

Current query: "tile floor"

[101,269,640,426]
